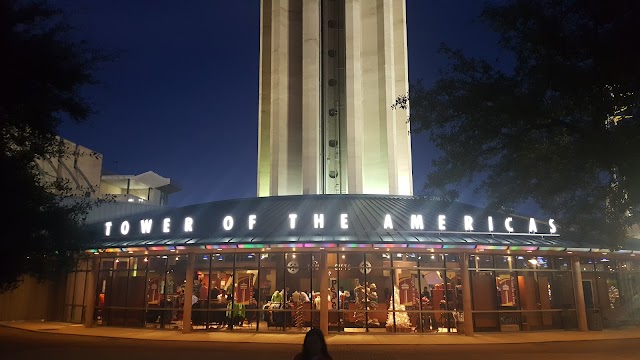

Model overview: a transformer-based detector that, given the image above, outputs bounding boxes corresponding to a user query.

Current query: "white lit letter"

[383,214,393,230]
[184,217,194,232]
[105,222,112,236]
[438,215,446,231]
[549,219,556,234]
[162,218,171,233]
[529,218,537,233]
[140,219,153,234]
[487,216,494,232]
[248,214,256,230]
[410,215,424,230]
[314,214,324,229]
[120,221,130,235]
[340,214,349,229]
[464,215,474,231]
[223,216,234,230]
[289,214,298,229]
[505,217,514,232]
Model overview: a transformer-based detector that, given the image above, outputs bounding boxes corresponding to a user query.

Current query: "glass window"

[470,254,493,269]
[419,253,445,268]
[580,257,596,272]
[495,256,515,270]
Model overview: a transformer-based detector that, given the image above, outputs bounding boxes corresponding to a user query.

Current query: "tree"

[394,0,640,248]
[0,1,109,292]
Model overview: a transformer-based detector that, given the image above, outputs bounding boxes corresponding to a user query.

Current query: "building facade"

[257,0,412,197]
[75,196,640,335]
[58,1,640,338]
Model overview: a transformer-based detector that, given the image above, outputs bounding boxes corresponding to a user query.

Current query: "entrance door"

[582,280,594,307]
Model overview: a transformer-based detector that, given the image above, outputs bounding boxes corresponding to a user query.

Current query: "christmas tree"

[386,285,412,332]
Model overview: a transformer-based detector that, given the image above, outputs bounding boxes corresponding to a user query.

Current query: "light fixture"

[341,255,345,259]
[374,247,380,250]
[144,258,148,262]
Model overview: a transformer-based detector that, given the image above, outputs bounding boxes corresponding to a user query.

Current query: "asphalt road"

[2,326,640,360]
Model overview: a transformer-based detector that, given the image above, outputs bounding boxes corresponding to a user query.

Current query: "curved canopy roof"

[90,195,640,254]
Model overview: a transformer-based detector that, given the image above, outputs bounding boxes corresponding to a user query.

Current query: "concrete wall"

[35,139,103,198]
[0,275,66,322]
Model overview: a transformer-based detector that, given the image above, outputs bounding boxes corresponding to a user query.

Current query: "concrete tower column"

[302,0,322,194]
[571,256,589,331]
[257,0,272,196]
[344,0,364,194]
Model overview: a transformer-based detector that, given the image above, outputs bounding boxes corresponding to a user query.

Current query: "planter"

[500,324,520,332]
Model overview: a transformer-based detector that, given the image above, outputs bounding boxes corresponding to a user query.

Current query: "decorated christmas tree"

[386,285,412,332]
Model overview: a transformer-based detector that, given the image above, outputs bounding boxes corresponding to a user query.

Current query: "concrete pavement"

[2,320,640,345]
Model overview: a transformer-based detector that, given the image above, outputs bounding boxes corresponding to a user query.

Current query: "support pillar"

[460,252,474,336]
[571,256,588,331]
[83,256,100,328]
[319,252,329,336]
[182,253,195,334]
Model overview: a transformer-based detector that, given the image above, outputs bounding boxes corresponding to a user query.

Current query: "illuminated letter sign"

[162,218,171,233]
[314,214,324,229]
[140,219,153,234]
[464,216,474,231]
[288,214,298,229]
[529,218,537,233]
[248,214,256,230]
[184,217,194,232]
[438,215,446,231]
[340,214,349,229]
[505,217,514,232]
[383,214,393,230]
[487,216,494,232]
[120,221,130,235]
[410,215,424,230]
[549,219,556,234]
[105,222,113,236]
[223,216,234,230]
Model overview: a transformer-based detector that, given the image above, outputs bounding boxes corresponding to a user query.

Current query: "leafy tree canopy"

[0,1,109,292]
[396,0,640,248]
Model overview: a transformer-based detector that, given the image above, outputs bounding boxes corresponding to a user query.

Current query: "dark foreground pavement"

[2,326,640,360]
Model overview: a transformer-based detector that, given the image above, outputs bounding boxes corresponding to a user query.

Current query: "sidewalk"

[2,321,640,345]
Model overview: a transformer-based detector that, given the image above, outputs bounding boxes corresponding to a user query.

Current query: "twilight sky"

[53,0,504,208]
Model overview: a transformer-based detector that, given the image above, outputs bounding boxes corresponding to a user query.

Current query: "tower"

[257,0,412,197]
